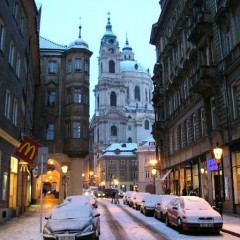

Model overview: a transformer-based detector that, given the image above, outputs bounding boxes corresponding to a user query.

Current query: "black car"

[43,202,100,240]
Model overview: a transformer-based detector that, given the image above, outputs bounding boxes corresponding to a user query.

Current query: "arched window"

[110,91,116,106]
[109,60,115,73]
[97,95,100,109]
[111,126,117,136]
[135,86,140,101]
[128,137,132,143]
[144,120,149,130]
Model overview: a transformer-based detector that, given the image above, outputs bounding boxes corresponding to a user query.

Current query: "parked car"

[128,191,138,207]
[65,194,98,208]
[123,191,134,205]
[165,196,223,234]
[43,202,100,240]
[132,192,151,210]
[154,194,178,221]
[140,194,162,216]
[93,190,105,198]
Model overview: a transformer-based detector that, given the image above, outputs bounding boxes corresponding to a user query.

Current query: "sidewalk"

[222,213,240,237]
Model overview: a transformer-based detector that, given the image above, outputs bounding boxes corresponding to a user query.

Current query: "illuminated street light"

[151,168,157,194]
[61,165,69,199]
[213,141,223,214]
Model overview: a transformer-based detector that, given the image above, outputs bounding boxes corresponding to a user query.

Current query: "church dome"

[68,24,89,50]
[120,60,149,73]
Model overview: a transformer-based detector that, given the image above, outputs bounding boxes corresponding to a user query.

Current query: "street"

[0,196,239,240]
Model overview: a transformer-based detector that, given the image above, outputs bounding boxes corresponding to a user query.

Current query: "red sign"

[15,136,42,164]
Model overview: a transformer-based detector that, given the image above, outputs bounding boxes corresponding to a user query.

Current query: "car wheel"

[94,229,100,240]
[165,214,170,227]
[178,218,183,234]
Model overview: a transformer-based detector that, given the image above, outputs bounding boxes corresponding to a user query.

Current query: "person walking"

[111,190,115,204]
[182,186,187,196]
[115,190,119,204]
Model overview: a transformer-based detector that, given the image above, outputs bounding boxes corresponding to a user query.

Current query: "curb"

[221,228,240,238]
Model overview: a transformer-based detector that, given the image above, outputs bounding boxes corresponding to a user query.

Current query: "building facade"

[89,15,154,190]
[150,0,240,213]
[34,25,92,200]
[0,0,40,222]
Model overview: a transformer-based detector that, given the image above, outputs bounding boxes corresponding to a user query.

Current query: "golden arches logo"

[18,142,36,160]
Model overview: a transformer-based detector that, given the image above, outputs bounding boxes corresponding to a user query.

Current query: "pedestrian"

[182,186,187,196]
[189,187,197,196]
[111,190,115,203]
[115,190,119,204]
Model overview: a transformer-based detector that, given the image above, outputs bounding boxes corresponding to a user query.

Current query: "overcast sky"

[36,0,160,118]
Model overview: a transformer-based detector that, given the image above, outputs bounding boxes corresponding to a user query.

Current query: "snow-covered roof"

[102,143,137,157]
[39,36,67,50]
[68,38,89,50]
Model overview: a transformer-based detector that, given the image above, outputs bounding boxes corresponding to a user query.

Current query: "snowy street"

[0,197,239,240]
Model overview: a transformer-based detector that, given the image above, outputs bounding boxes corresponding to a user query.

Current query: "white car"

[140,194,162,216]
[165,196,223,234]
[132,192,150,210]
[64,194,98,208]
[123,191,135,205]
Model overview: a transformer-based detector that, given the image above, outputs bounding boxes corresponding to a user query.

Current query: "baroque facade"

[0,0,40,222]
[34,24,92,200]
[150,0,240,213]
[89,15,154,191]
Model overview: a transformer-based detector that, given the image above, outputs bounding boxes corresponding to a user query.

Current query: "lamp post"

[150,159,157,194]
[200,168,205,198]
[61,165,68,199]
[213,141,223,214]
[151,168,157,194]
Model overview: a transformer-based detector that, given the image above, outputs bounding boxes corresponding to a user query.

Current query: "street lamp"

[150,159,157,194]
[151,168,157,194]
[61,165,68,199]
[213,141,223,214]
[200,168,205,198]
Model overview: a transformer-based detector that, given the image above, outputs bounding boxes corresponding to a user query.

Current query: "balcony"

[190,65,218,97]
[188,11,213,45]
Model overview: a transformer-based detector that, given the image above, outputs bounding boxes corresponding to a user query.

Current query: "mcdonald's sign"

[15,136,42,164]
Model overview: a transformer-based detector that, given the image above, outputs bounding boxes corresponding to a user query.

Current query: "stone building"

[34,24,92,200]
[89,15,154,191]
[0,0,40,221]
[150,0,240,213]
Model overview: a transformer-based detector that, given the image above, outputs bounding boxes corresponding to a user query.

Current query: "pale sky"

[36,0,160,118]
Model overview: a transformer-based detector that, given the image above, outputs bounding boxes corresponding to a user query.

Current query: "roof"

[120,60,149,73]
[102,143,137,157]
[39,36,67,49]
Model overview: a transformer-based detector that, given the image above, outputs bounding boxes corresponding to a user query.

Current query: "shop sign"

[207,157,218,171]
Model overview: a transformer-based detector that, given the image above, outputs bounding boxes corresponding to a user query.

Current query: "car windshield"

[51,203,92,220]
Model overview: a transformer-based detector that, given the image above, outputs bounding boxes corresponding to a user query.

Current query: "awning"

[160,169,172,181]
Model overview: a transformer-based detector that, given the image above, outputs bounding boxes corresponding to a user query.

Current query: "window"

[84,60,89,72]
[128,137,132,143]
[19,14,25,34]
[75,58,81,71]
[231,82,239,119]
[65,122,71,139]
[67,59,72,73]
[74,88,82,103]
[210,97,217,130]
[200,108,205,137]
[144,120,149,130]
[9,41,15,67]
[66,89,71,104]
[48,61,57,74]
[186,120,190,145]
[110,160,115,166]
[232,152,240,204]
[4,90,11,119]
[47,90,56,106]
[72,122,80,138]
[128,125,132,131]
[111,126,117,136]
[109,60,115,73]
[120,160,126,166]
[13,0,19,20]
[145,170,150,178]
[179,124,183,148]
[134,86,140,101]
[46,124,55,140]
[16,53,21,77]
[0,18,5,51]
[193,114,197,141]
[225,26,232,53]
[131,160,138,166]
[2,172,8,201]
[110,91,116,106]
[12,98,18,125]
